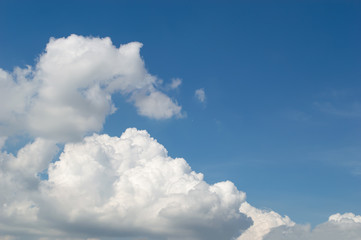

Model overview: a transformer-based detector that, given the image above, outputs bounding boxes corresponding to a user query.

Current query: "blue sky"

[0,0,360,233]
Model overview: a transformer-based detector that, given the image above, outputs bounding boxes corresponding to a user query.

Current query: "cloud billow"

[0,128,251,239]
[264,213,361,240]
[0,35,183,142]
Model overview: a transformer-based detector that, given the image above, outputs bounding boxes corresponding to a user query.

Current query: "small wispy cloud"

[286,110,312,122]
[169,78,182,89]
[309,145,361,176]
[314,101,361,118]
[195,88,206,103]
[346,161,361,176]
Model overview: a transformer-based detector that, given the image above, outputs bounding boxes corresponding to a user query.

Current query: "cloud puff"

[0,128,251,239]
[0,138,58,238]
[132,91,183,119]
[237,202,294,240]
[0,35,183,142]
[329,212,361,223]
[195,88,206,103]
[264,212,361,240]
[237,204,361,240]
[169,78,182,90]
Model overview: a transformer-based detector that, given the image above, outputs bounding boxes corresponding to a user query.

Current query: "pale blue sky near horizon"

[1,0,360,226]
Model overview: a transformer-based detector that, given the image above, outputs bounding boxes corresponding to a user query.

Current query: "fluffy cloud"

[0,35,182,142]
[0,67,36,137]
[195,88,206,103]
[132,91,183,119]
[264,212,361,240]
[0,34,249,240]
[0,138,58,238]
[237,202,294,240]
[237,204,361,240]
[0,128,251,239]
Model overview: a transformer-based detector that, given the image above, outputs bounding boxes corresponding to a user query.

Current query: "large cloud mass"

[0,34,360,240]
[0,35,182,142]
[1,127,359,240]
[0,128,251,239]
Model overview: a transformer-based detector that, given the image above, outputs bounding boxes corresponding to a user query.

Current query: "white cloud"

[0,35,183,142]
[132,91,183,119]
[329,212,361,223]
[0,128,251,239]
[264,212,361,240]
[237,204,361,240]
[0,67,37,137]
[0,138,59,238]
[195,88,206,103]
[169,78,182,90]
[237,202,294,240]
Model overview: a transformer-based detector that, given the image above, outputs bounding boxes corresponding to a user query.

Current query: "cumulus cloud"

[0,67,36,137]
[0,138,59,238]
[0,128,251,239]
[329,212,361,223]
[236,204,361,240]
[195,88,206,103]
[0,35,183,142]
[264,212,361,240]
[0,34,253,240]
[237,202,294,240]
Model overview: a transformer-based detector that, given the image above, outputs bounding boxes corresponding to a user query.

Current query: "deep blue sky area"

[1,0,361,226]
